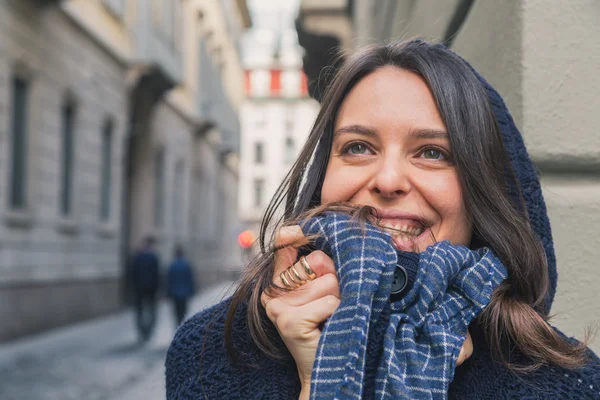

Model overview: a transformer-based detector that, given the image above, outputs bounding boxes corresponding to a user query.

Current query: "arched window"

[254,141,264,164]
[9,75,29,210]
[99,118,114,221]
[253,178,265,208]
[285,137,295,163]
[60,97,77,217]
[154,147,165,227]
[172,160,185,233]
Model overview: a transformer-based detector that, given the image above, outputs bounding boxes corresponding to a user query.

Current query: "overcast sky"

[242,0,303,68]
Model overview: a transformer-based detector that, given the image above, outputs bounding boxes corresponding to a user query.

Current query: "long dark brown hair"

[224,39,590,371]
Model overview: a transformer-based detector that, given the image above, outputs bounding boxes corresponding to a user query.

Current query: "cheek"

[320,166,367,204]
[421,174,471,243]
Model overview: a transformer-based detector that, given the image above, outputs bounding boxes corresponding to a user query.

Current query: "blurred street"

[0,282,235,400]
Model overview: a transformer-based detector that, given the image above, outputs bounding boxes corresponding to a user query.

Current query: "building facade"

[296,0,600,353]
[0,0,251,342]
[238,65,319,227]
[238,1,320,232]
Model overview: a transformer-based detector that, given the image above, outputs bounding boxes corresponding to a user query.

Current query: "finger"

[274,225,304,271]
[456,330,473,366]
[277,295,341,337]
[261,296,286,322]
[273,250,336,288]
[278,273,340,307]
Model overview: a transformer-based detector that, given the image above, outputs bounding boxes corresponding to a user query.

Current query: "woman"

[166,40,600,399]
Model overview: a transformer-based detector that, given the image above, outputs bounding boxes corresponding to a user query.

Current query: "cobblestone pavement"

[0,282,236,400]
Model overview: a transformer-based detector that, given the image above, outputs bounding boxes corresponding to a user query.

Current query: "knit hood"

[462,54,557,313]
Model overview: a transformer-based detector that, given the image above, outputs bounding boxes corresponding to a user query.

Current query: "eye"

[421,148,446,160]
[341,142,372,156]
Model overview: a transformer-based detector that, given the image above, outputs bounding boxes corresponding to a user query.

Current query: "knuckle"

[277,313,296,333]
[264,297,282,321]
[320,273,339,290]
[309,250,330,269]
[324,294,340,306]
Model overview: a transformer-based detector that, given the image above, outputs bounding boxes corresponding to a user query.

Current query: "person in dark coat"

[167,245,196,327]
[130,235,161,342]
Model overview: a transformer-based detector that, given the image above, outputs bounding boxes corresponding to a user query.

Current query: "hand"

[260,225,340,392]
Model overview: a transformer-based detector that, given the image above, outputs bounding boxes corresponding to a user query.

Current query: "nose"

[370,157,412,199]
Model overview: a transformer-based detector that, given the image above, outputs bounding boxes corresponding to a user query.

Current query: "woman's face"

[321,66,472,252]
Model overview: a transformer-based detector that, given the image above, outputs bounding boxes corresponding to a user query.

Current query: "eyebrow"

[333,124,449,140]
[333,124,377,138]
[407,128,449,140]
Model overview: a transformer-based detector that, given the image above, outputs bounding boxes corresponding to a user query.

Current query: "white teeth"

[381,222,424,236]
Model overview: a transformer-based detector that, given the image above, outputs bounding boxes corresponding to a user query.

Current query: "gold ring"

[280,271,292,288]
[289,264,307,285]
[300,256,316,280]
[285,268,300,285]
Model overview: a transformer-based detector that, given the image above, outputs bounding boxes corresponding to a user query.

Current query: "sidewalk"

[0,282,237,400]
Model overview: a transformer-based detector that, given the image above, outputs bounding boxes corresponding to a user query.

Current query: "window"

[99,119,113,221]
[254,142,264,164]
[9,76,29,210]
[154,148,165,227]
[60,99,76,217]
[285,137,295,164]
[190,171,201,241]
[172,161,185,232]
[253,178,265,208]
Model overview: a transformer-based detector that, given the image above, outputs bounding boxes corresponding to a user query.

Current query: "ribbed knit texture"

[300,213,506,399]
[165,44,600,399]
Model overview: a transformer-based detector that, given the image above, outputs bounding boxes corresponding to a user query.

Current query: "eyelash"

[339,141,452,162]
[417,146,452,162]
[339,141,374,156]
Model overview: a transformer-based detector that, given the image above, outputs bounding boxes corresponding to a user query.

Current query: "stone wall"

[0,2,127,341]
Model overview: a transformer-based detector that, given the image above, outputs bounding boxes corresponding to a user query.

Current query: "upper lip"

[375,209,428,227]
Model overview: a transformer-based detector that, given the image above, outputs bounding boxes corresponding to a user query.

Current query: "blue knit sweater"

[165,48,600,398]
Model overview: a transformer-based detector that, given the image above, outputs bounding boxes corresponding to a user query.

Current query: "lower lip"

[391,228,429,252]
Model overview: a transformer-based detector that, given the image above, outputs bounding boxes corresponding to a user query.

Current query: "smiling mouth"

[379,222,424,237]
[378,219,429,251]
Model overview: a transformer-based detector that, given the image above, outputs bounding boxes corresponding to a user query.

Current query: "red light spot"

[238,230,256,249]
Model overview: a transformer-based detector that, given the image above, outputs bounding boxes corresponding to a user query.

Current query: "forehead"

[335,66,446,133]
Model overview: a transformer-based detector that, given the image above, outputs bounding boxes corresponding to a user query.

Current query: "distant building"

[0,0,251,342]
[295,0,600,354]
[238,1,319,231]
[238,63,319,227]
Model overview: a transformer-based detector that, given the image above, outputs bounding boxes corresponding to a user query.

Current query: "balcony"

[130,2,184,87]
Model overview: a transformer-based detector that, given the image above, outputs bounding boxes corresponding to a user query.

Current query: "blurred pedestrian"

[167,245,196,327]
[130,235,161,342]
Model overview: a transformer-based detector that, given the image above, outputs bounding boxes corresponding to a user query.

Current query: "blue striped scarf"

[300,213,507,400]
